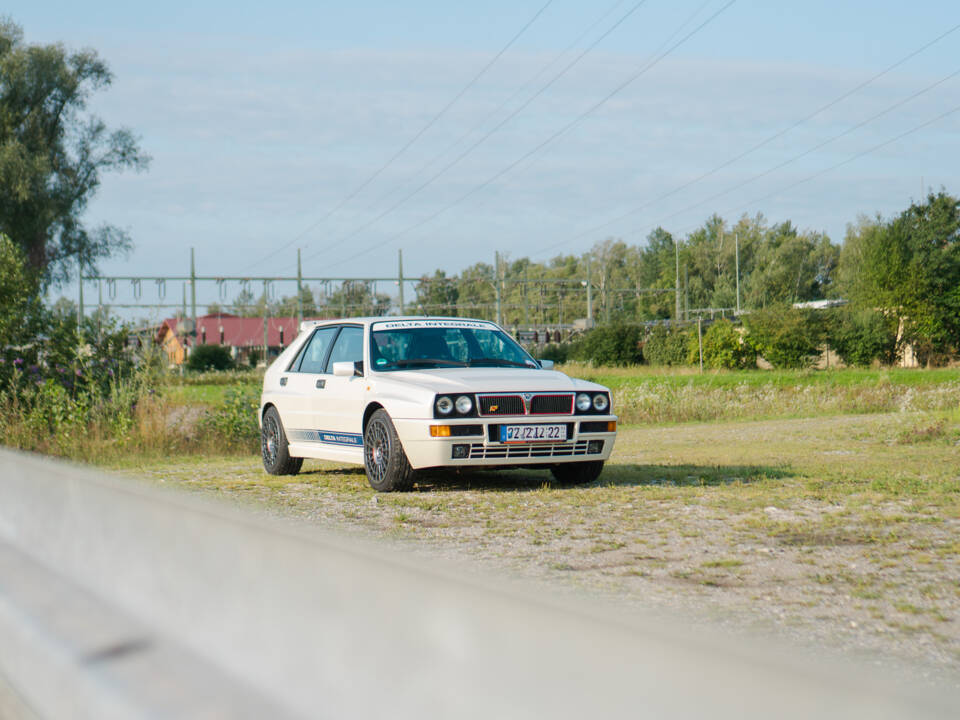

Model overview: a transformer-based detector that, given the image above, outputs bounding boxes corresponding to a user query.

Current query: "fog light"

[587,440,604,454]
[430,425,452,437]
[452,444,470,459]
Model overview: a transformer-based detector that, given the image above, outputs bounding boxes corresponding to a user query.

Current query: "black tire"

[550,460,604,486]
[363,409,415,492]
[261,406,303,476]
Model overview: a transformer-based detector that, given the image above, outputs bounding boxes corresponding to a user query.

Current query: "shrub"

[691,319,754,369]
[828,307,899,366]
[643,325,692,366]
[187,344,234,372]
[198,386,260,453]
[743,307,825,369]
[570,324,643,366]
[537,342,570,365]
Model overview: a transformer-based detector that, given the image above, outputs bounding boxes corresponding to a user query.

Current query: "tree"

[414,270,459,316]
[0,20,149,289]
[839,192,960,360]
[0,233,36,347]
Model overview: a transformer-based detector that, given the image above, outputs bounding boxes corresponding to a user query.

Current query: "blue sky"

[9,1,960,314]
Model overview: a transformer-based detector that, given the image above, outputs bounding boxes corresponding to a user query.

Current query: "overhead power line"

[718,101,960,229]
[352,0,632,224]
[531,18,960,258]
[245,0,557,272]
[646,67,960,232]
[302,0,655,264]
[320,0,738,270]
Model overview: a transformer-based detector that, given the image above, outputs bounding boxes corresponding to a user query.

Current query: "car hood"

[371,367,606,394]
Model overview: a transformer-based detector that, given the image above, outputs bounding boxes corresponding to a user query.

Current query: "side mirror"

[332,360,364,377]
[538,359,555,370]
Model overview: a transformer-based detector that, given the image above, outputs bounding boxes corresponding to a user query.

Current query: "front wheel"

[261,406,303,476]
[363,409,415,492]
[550,460,604,486]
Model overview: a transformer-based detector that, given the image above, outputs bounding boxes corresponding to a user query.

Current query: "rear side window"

[295,326,339,373]
[327,326,364,367]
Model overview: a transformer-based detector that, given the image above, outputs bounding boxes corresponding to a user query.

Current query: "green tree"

[414,270,459,316]
[0,20,149,287]
[839,192,960,360]
[0,233,35,347]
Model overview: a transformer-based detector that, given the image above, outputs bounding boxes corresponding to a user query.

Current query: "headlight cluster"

[434,394,475,418]
[575,392,610,414]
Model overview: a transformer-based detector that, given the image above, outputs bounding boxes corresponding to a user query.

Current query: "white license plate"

[499,424,566,443]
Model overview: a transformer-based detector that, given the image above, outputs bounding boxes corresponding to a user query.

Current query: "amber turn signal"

[607,421,617,432]
[430,425,452,437]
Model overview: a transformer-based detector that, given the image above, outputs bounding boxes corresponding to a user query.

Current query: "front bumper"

[393,415,617,470]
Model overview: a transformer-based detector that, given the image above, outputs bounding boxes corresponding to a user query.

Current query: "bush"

[743,307,825,369]
[198,386,260,453]
[570,325,643,366]
[828,307,899,366]
[537,342,570,365]
[187,344,234,372]
[643,325,692,366]
[690,319,754,369]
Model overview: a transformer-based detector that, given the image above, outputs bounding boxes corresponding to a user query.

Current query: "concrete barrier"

[0,449,956,719]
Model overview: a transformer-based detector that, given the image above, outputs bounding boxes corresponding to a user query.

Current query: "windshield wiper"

[387,358,469,368]
[467,357,536,368]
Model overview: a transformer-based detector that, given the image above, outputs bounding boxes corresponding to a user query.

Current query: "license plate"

[499,424,566,443]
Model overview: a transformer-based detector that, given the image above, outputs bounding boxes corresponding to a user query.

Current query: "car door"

[316,325,366,449]
[281,325,339,443]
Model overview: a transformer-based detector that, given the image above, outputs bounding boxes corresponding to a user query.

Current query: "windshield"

[370,321,538,371]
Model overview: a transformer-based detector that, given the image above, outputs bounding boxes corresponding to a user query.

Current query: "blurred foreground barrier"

[0,449,956,719]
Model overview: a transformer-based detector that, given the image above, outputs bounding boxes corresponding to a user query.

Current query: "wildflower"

[28,364,39,373]
[75,368,83,377]
[13,358,23,367]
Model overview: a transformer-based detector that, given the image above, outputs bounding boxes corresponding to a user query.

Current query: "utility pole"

[735,232,741,315]
[397,249,405,315]
[674,238,681,321]
[262,279,269,365]
[586,256,593,326]
[523,267,530,327]
[190,247,197,356]
[684,264,689,322]
[494,251,502,325]
[296,248,303,325]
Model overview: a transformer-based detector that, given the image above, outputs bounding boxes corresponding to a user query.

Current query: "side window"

[327,326,364,369]
[296,326,339,373]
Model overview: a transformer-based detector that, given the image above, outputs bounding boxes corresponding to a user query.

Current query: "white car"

[259,317,617,491]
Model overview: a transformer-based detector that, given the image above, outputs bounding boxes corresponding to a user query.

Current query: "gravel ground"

[126,409,960,687]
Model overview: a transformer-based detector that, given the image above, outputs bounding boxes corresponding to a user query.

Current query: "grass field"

[113,401,960,676]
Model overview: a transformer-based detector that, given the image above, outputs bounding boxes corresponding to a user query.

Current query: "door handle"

[316,379,325,389]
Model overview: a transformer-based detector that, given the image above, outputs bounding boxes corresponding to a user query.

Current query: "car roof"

[298,316,497,333]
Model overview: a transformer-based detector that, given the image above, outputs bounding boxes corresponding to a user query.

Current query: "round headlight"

[436,396,454,415]
[455,395,473,414]
[575,393,592,412]
[592,393,609,412]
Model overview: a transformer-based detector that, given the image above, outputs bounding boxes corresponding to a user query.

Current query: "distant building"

[156,314,301,366]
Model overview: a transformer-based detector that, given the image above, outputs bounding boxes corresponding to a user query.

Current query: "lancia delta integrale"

[259,318,617,491]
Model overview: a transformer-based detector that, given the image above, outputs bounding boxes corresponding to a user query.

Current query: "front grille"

[478,395,525,416]
[530,394,573,414]
[468,441,591,460]
[478,393,575,416]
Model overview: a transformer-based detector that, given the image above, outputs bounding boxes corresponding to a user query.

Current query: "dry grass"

[109,406,960,676]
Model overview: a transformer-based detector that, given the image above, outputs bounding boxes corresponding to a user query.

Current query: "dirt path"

[126,410,960,685]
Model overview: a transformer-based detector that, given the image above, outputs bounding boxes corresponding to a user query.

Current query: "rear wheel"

[261,406,303,476]
[550,460,603,486]
[364,409,415,492]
